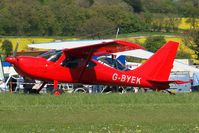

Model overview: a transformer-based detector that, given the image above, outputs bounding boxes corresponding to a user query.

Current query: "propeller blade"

[13,39,20,57]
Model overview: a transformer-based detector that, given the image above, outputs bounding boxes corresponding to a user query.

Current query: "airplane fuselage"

[6,41,179,90]
[6,54,169,90]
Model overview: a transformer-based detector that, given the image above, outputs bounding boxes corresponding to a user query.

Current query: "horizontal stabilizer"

[147,79,191,84]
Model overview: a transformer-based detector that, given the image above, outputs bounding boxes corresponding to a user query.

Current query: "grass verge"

[0,92,199,132]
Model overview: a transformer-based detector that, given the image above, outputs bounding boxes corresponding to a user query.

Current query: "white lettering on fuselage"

[112,73,141,84]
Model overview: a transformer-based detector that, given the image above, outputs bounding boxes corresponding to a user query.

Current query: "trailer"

[169,71,191,93]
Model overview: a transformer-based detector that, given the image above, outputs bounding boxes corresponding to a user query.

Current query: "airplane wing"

[147,79,191,84]
[61,40,144,81]
[28,39,144,57]
[116,49,153,59]
[62,40,145,58]
[28,39,114,50]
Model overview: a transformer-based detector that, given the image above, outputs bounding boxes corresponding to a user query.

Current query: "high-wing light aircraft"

[6,40,185,95]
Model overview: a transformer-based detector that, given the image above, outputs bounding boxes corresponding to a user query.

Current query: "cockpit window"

[97,57,127,71]
[62,57,79,68]
[39,50,62,62]
[48,51,62,62]
[86,61,96,69]
[62,57,96,69]
[39,50,56,59]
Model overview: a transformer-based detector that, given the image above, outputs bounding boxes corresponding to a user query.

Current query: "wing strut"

[77,48,94,82]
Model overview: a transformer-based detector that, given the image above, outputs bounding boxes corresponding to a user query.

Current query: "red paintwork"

[63,40,145,58]
[54,90,61,96]
[6,40,179,90]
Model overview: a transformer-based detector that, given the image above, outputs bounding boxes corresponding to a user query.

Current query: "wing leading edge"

[28,39,114,50]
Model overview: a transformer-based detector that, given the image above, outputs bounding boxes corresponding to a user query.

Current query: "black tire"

[73,88,87,93]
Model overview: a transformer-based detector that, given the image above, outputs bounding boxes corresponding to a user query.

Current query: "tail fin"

[133,41,179,81]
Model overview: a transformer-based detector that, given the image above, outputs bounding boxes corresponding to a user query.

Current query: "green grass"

[0,93,199,133]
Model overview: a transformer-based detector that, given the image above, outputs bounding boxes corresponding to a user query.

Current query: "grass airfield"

[0,93,199,133]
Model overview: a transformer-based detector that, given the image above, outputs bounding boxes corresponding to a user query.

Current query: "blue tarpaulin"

[2,62,12,67]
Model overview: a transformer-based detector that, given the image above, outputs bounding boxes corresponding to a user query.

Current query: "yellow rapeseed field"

[124,35,197,62]
[0,37,77,51]
[178,18,199,30]
[0,36,196,62]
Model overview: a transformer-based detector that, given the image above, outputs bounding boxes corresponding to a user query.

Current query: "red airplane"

[6,40,184,95]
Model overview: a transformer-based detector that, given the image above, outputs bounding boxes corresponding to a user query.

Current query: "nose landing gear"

[52,89,64,96]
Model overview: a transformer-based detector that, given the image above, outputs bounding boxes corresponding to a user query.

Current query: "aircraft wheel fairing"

[52,89,64,96]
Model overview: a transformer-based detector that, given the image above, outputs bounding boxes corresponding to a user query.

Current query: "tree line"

[0,0,199,38]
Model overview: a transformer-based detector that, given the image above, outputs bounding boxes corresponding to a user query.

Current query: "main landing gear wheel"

[52,89,64,96]
[73,88,87,93]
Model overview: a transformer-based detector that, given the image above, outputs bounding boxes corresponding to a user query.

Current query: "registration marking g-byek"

[112,73,141,84]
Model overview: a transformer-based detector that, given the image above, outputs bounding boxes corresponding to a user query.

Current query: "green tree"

[189,30,199,59]
[36,5,60,36]
[0,1,17,35]
[175,0,199,17]
[77,16,116,39]
[123,0,143,13]
[150,14,166,32]
[177,50,192,59]
[76,0,94,8]
[164,15,181,32]
[1,40,13,57]
[144,36,166,52]
[193,0,199,8]
[1,0,199,36]
[142,0,177,14]
[93,5,143,33]
[49,1,90,36]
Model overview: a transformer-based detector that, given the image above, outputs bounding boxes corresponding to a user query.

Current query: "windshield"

[39,50,62,62]
[97,57,127,71]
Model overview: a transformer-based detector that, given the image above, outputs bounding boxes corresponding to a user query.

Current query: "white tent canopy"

[0,58,4,80]
[116,49,199,77]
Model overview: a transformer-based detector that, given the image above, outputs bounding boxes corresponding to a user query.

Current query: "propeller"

[13,39,20,57]
[6,39,20,64]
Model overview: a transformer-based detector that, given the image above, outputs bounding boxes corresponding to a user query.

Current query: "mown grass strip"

[0,93,199,132]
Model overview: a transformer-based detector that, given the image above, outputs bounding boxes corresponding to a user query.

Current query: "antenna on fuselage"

[115,27,120,39]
